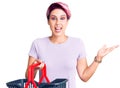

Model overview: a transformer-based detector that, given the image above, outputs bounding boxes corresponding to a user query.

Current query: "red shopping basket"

[6,61,68,88]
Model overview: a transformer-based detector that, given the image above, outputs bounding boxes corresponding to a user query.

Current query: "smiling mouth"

[55,27,62,32]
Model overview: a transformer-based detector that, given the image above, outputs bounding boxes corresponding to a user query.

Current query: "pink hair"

[46,2,71,20]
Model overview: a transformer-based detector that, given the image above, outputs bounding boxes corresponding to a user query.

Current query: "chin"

[54,33,63,37]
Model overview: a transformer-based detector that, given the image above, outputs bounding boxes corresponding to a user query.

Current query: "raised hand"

[96,44,119,60]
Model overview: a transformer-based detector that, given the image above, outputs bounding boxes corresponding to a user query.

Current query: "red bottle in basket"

[25,61,50,88]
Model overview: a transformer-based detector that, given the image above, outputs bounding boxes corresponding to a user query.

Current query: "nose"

[56,19,61,25]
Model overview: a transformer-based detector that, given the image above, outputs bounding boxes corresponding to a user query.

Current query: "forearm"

[79,56,102,82]
[25,57,40,79]
[78,45,119,82]
[25,68,38,79]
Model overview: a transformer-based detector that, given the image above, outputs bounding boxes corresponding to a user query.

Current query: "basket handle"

[25,61,50,88]
[29,62,41,81]
[38,63,50,84]
[25,62,40,88]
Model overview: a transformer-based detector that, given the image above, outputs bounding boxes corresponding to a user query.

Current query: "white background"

[0,0,120,88]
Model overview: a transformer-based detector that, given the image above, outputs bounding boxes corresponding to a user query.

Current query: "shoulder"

[32,37,49,45]
[68,36,84,43]
[68,37,85,48]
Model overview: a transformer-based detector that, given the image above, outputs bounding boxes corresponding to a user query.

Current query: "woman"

[25,2,119,88]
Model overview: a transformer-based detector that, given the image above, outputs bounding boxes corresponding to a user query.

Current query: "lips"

[55,27,62,32]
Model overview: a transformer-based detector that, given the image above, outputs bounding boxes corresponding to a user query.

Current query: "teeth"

[55,27,61,32]
[56,28,61,30]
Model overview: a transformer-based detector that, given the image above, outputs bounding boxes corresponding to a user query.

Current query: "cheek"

[63,22,68,27]
[63,20,68,24]
[48,22,54,28]
[48,21,55,26]
[49,24,55,31]
[50,24,55,29]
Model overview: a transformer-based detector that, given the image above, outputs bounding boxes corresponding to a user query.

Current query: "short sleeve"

[28,40,38,59]
[77,39,86,59]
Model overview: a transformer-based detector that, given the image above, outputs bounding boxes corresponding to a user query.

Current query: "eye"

[60,17,65,20]
[50,17,56,20]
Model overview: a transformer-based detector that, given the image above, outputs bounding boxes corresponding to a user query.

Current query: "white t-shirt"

[29,36,86,88]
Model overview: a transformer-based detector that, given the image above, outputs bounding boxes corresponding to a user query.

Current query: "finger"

[114,45,119,48]
[101,45,107,51]
[106,45,119,53]
[32,59,42,65]
[40,63,45,69]
[35,59,43,63]
[110,45,119,50]
[36,62,45,69]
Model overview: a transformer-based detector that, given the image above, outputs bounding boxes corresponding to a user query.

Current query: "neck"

[49,35,68,44]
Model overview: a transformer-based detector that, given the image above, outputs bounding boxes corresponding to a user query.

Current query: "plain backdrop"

[0,0,120,88]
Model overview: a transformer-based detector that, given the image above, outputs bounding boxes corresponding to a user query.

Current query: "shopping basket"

[6,61,68,88]
[6,78,67,88]
[6,78,38,88]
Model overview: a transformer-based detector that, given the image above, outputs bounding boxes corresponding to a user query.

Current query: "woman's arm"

[77,57,100,82]
[25,56,37,78]
[77,45,119,82]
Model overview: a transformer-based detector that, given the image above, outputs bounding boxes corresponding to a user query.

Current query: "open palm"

[97,45,119,59]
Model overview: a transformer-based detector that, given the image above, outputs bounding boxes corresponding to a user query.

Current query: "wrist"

[94,56,102,63]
